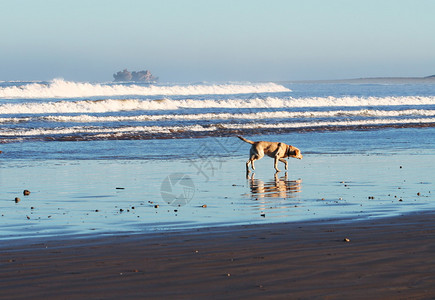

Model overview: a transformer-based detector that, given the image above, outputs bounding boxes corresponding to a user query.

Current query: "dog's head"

[287,146,303,159]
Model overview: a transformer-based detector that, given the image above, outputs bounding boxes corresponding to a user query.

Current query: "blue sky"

[1,0,434,82]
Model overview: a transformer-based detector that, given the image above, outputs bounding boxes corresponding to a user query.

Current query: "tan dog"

[238,136,302,172]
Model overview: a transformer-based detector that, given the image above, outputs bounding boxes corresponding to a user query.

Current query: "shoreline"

[2,122,435,144]
[1,211,434,299]
[1,145,434,242]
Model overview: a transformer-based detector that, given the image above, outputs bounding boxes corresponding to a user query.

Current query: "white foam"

[220,117,435,129]
[0,117,32,123]
[0,79,290,99]
[1,96,434,115]
[0,124,211,136]
[2,117,434,137]
[3,109,432,123]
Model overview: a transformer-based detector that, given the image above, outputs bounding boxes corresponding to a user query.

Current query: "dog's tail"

[237,136,255,144]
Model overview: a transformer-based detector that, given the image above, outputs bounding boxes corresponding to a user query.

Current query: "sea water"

[0,79,434,241]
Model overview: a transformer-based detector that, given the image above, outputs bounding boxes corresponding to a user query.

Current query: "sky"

[1,0,434,82]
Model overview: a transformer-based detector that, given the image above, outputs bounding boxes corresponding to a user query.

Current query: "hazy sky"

[1,0,434,82]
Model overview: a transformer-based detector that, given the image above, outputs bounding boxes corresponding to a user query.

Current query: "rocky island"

[113,69,158,82]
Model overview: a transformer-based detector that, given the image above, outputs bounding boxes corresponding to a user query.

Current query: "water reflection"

[248,172,302,199]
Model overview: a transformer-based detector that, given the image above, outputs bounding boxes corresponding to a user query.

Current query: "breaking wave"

[1,109,434,124]
[0,79,290,99]
[1,96,435,115]
[1,80,434,143]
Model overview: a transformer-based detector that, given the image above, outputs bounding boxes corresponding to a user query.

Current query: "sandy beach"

[0,211,434,299]
[1,132,434,299]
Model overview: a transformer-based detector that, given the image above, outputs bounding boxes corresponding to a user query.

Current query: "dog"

[238,136,302,172]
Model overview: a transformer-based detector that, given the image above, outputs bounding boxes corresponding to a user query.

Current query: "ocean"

[1,79,435,146]
[1,79,434,241]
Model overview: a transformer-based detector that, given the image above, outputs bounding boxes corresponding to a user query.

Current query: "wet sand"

[2,151,434,240]
[1,211,434,299]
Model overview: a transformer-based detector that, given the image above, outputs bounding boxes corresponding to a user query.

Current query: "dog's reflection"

[247,172,302,199]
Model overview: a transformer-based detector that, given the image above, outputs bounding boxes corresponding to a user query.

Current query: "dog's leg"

[251,155,257,170]
[248,147,256,171]
[246,159,251,172]
[247,155,258,171]
[250,153,264,170]
[274,157,281,172]
[279,158,288,170]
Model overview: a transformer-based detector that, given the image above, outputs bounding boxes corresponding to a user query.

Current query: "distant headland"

[113,69,158,82]
[284,75,435,84]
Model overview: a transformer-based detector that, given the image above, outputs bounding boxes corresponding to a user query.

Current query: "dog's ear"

[294,148,303,159]
[287,146,303,159]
